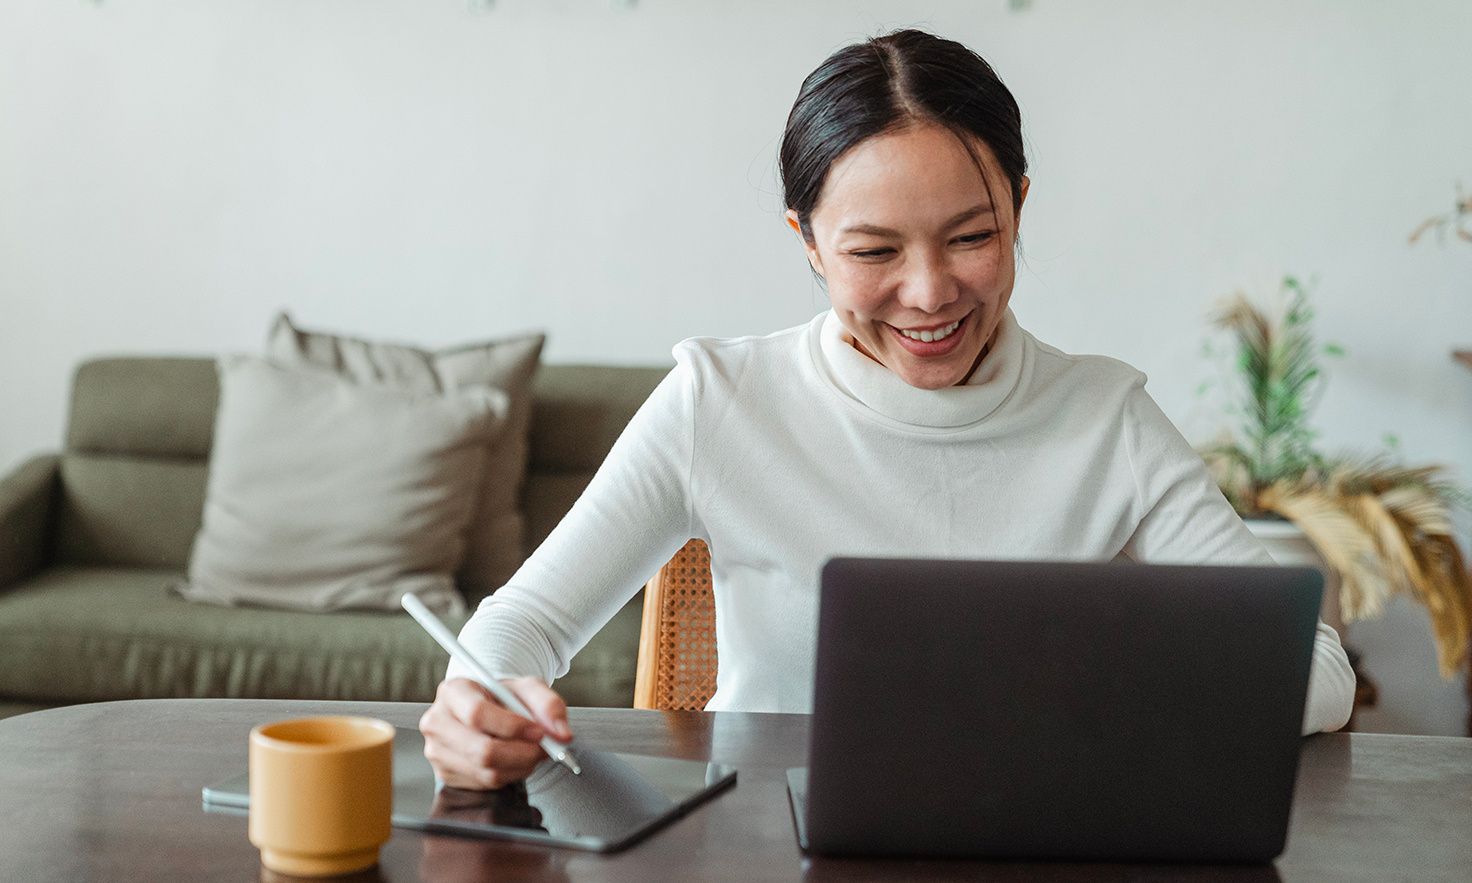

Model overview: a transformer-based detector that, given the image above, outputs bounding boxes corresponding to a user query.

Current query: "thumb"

[506,676,573,742]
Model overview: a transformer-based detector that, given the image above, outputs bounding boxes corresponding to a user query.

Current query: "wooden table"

[1,699,1469,882]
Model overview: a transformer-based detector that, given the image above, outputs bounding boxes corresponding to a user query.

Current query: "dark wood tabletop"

[0,699,1468,882]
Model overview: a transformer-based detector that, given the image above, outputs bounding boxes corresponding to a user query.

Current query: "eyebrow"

[838,204,995,237]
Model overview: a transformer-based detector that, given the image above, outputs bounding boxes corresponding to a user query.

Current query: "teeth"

[899,320,961,343]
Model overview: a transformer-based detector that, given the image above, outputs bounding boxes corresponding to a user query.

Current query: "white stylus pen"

[400,593,582,775]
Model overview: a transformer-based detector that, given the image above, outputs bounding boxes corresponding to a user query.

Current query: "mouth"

[896,318,963,343]
[886,312,971,356]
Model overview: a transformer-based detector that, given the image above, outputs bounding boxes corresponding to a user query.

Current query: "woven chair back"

[634,539,717,710]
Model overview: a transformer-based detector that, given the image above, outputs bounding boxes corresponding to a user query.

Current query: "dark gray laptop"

[787,558,1323,864]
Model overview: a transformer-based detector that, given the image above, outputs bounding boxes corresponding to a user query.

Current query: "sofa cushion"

[65,357,219,458]
[53,360,670,574]
[521,366,670,558]
[522,472,596,559]
[179,356,505,615]
[0,567,643,707]
[269,315,544,605]
[0,567,466,703]
[526,365,672,473]
[0,455,59,587]
[57,455,209,569]
[57,358,218,567]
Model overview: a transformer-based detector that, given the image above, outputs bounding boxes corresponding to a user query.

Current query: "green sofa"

[0,357,669,719]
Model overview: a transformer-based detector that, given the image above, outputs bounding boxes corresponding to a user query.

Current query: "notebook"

[788,558,1323,863]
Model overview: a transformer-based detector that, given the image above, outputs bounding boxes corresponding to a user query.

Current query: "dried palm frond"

[1409,183,1472,246]
[1258,459,1472,676]
[1259,481,1390,619]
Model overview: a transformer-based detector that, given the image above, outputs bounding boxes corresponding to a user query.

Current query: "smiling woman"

[419,29,1358,791]
[790,124,1026,390]
[780,29,1029,391]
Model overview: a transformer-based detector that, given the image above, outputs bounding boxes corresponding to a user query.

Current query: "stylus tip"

[561,753,582,775]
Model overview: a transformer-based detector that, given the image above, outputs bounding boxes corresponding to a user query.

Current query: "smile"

[897,319,962,343]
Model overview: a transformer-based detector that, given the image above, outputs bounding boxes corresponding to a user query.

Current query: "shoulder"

[1018,327,1147,407]
[669,315,820,390]
[1023,333,1198,469]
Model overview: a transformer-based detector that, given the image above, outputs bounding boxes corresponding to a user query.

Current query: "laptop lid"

[796,558,1322,863]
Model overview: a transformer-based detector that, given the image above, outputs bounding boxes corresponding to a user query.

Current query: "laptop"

[787,558,1323,864]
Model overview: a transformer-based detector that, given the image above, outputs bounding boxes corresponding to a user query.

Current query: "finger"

[422,698,546,769]
[420,700,545,788]
[423,681,546,770]
[420,700,485,788]
[430,744,540,791]
[439,677,545,742]
[429,747,541,791]
[477,760,542,790]
[425,714,545,778]
[506,676,573,743]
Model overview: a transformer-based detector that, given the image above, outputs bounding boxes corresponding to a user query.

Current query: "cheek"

[959,247,1009,289]
[826,264,894,318]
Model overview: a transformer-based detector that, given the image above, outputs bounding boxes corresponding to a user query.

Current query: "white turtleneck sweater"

[452,310,1354,734]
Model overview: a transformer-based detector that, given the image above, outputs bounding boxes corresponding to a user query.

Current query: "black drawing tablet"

[203,727,736,852]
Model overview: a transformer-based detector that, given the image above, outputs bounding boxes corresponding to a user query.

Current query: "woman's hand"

[419,676,574,789]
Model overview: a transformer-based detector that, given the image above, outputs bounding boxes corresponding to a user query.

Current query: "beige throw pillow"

[267,314,544,605]
[177,356,508,614]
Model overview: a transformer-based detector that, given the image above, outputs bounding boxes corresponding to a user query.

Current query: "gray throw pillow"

[177,356,508,614]
[267,314,544,605]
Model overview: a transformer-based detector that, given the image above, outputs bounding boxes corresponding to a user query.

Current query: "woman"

[421,30,1355,789]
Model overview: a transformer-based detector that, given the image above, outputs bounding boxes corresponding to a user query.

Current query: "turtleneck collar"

[811,308,1028,429]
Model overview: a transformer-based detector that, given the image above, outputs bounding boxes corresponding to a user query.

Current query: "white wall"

[3,0,1469,732]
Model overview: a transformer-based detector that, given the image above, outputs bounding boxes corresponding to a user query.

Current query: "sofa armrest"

[0,454,60,590]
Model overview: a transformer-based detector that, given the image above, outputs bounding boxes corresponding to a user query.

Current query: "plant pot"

[1243,518,1344,636]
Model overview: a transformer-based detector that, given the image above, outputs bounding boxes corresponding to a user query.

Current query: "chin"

[895,363,969,391]
[892,342,988,390]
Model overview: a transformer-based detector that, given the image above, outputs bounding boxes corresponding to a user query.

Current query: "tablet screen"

[203,727,737,852]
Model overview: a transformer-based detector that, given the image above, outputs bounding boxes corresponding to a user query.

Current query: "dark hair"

[779,29,1027,243]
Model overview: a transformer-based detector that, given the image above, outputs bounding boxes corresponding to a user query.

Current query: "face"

[788,123,1028,390]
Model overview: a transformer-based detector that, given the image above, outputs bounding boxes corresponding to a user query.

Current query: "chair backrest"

[634,539,717,710]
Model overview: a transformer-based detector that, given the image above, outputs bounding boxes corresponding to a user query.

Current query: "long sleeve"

[1120,387,1355,734]
[449,356,699,686]
[447,310,1359,725]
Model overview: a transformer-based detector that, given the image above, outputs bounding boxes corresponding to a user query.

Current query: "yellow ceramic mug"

[248,716,395,877]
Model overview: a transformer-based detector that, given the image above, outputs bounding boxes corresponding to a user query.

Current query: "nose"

[897,251,959,314]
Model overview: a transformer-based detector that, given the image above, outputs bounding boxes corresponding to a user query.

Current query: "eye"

[848,247,895,260]
[953,231,996,246]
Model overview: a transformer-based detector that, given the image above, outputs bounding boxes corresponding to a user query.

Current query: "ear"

[785,209,825,278]
[1013,176,1030,228]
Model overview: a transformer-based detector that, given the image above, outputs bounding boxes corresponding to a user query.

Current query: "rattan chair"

[633,539,717,710]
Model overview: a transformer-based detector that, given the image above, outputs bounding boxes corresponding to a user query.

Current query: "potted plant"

[1197,276,1472,678]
